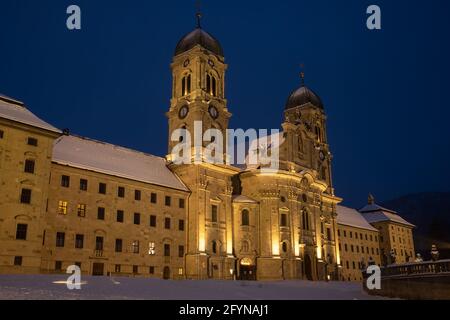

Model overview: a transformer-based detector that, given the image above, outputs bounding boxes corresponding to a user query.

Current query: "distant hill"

[381,192,450,260]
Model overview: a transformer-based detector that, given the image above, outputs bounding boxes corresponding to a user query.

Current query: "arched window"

[212,240,217,254]
[302,210,310,230]
[242,210,250,226]
[181,74,191,96]
[206,74,217,96]
[315,126,322,143]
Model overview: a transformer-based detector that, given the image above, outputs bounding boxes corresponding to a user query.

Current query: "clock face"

[319,151,326,161]
[179,105,189,119]
[209,106,219,119]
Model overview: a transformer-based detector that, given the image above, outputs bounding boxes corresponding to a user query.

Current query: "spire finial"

[196,0,202,28]
[368,193,375,205]
[300,63,305,86]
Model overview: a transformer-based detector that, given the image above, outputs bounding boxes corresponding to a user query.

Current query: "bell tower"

[167,13,231,160]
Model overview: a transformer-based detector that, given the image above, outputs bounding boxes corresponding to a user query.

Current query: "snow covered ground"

[0,275,388,300]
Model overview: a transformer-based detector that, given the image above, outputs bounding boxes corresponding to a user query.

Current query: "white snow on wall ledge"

[0,96,61,133]
[52,135,189,191]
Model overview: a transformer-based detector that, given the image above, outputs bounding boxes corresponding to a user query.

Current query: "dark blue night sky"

[1,0,449,207]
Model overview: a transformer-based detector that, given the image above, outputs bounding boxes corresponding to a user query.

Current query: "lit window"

[148,242,156,255]
[132,241,140,254]
[178,268,184,276]
[77,204,86,217]
[58,201,68,215]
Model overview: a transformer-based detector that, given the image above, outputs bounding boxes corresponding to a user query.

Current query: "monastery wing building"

[0,18,415,281]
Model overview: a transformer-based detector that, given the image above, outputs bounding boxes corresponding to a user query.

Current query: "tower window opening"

[315,126,322,143]
[206,74,217,96]
[181,74,191,96]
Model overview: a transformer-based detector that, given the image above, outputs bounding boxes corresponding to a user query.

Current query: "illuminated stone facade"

[0,21,415,281]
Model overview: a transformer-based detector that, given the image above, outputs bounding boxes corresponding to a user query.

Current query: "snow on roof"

[52,135,189,191]
[361,210,415,228]
[359,203,396,214]
[232,195,258,204]
[0,94,61,133]
[337,205,378,231]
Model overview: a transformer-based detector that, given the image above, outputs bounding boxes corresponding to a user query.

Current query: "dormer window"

[181,74,191,96]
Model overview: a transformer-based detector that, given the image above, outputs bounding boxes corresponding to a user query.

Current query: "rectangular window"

[326,228,331,241]
[361,246,365,254]
[118,186,125,198]
[77,204,86,217]
[211,205,218,222]
[75,234,84,249]
[116,210,124,223]
[149,266,155,274]
[16,224,28,240]
[20,189,32,204]
[149,242,156,255]
[178,245,185,258]
[56,232,65,247]
[360,233,363,240]
[350,232,353,238]
[115,265,121,273]
[24,159,35,174]
[96,237,104,251]
[97,207,105,220]
[61,175,70,188]
[346,261,349,269]
[179,199,185,209]
[165,217,171,229]
[150,193,157,204]
[115,239,123,253]
[351,245,354,253]
[338,229,341,237]
[355,233,358,239]
[179,219,185,231]
[132,241,140,254]
[150,215,157,227]
[344,230,347,237]
[134,213,141,225]
[280,213,288,227]
[27,137,38,146]
[352,261,356,270]
[55,261,62,271]
[178,268,184,276]
[0,129,3,139]
[164,244,170,257]
[14,256,23,266]
[356,246,360,253]
[133,266,139,274]
[98,183,106,194]
[344,244,348,252]
[80,179,88,191]
[58,201,68,215]
[165,196,171,207]
[135,190,141,201]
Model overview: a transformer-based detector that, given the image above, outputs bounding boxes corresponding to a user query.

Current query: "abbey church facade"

[0,19,415,281]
